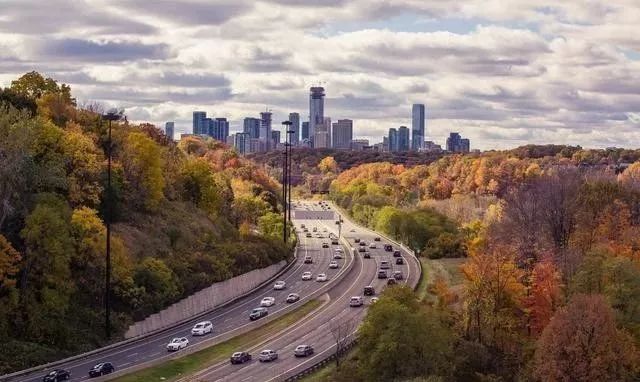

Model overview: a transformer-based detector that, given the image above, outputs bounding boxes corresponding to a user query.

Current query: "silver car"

[258,349,278,362]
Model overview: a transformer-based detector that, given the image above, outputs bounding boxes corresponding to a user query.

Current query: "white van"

[349,296,364,307]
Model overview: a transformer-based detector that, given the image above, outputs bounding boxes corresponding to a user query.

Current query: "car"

[316,273,328,282]
[313,227,317,232]
[249,307,268,320]
[393,250,402,257]
[358,247,366,253]
[191,321,213,336]
[350,229,356,232]
[350,296,364,307]
[369,243,377,249]
[380,260,390,269]
[42,369,70,382]
[331,239,339,245]
[359,241,366,246]
[259,349,278,362]
[364,285,375,296]
[370,297,379,303]
[303,228,308,232]
[88,363,114,378]
[230,351,252,364]
[304,255,313,264]
[329,260,339,269]
[274,280,286,290]
[333,253,343,259]
[354,238,360,243]
[286,293,300,303]
[294,344,314,357]
[302,271,313,280]
[393,270,404,280]
[335,247,343,253]
[396,257,404,265]
[260,297,275,307]
[378,270,388,279]
[384,244,393,252]
[316,233,323,238]
[363,252,371,259]
[301,224,306,228]
[374,237,381,241]
[322,228,327,232]
[306,233,312,238]
[322,242,329,248]
[387,278,397,285]
[167,337,189,352]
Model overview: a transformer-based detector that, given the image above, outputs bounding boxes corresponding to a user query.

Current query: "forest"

[0,72,291,373]
[322,150,640,381]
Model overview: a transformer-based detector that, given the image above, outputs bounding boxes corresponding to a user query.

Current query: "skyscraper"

[446,132,471,153]
[301,121,309,140]
[332,119,353,149]
[388,128,398,152]
[411,104,425,151]
[164,122,174,141]
[234,132,250,154]
[205,117,214,137]
[243,117,261,139]
[260,111,272,151]
[193,111,207,135]
[288,112,300,146]
[398,126,410,151]
[309,87,325,147]
[314,117,331,148]
[271,130,281,147]
[215,117,229,142]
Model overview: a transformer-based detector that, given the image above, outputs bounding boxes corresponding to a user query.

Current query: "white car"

[191,321,213,336]
[329,260,339,269]
[301,271,312,280]
[274,281,286,290]
[316,273,328,282]
[335,247,343,252]
[333,253,343,259]
[369,243,376,249]
[259,349,278,362]
[260,297,275,307]
[167,337,189,351]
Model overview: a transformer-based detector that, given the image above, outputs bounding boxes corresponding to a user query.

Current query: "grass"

[416,257,466,302]
[112,299,323,382]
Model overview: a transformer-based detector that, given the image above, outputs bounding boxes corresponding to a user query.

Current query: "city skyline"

[1,1,638,149]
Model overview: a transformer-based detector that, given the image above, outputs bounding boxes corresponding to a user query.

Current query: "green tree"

[10,71,74,104]
[134,257,180,314]
[122,131,166,211]
[258,212,285,240]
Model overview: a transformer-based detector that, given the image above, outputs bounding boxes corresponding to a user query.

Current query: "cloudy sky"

[1,0,639,149]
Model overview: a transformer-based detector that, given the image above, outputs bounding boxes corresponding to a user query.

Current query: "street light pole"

[286,128,295,224]
[282,121,292,244]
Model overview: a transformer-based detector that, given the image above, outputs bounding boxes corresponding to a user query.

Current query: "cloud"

[37,39,171,63]
[114,0,253,25]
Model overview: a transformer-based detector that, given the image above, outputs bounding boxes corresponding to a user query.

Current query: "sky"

[0,0,639,150]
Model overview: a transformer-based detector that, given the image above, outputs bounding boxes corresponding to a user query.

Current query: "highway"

[4,202,354,382]
[187,200,421,381]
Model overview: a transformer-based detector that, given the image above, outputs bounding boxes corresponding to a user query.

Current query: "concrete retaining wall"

[124,260,287,339]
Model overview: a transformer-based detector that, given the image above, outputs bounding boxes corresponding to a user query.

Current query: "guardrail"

[284,339,358,382]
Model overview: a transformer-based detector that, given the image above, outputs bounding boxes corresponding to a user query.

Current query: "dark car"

[359,241,366,246]
[322,242,329,248]
[230,351,252,364]
[43,369,70,382]
[364,285,375,296]
[306,233,312,238]
[249,307,268,321]
[393,270,404,280]
[384,244,393,252]
[89,363,114,378]
[354,238,360,243]
[377,270,387,279]
[393,250,402,257]
[294,344,314,357]
[374,237,381,241]
[363,252,371,259]
[358,247,366,253]
[387,278,397,285]
[396,257,404,265]
[331,239,339,245]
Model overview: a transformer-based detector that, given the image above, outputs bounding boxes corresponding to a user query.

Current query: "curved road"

[4,202,354,382]
[187,200,421,381]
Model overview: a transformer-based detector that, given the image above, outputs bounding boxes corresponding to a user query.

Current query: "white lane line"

[120,362,132,367]
[125,352,138,358]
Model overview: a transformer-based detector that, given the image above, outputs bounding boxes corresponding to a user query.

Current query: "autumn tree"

[62,125,103,207]
[533,294,639,382]
[524,259,563,336]
[121,131,166,211]
[318,156,339,173]
[0,234,20,289]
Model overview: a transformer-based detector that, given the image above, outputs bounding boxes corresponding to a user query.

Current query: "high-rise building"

[193,111,207,135]
[332,119,353,149]
[398,126,410,151]
[205,117,214,137]
[243,117,261,139]
[382,136,389,152]
[210,117,229,142]
[309,87,325,147]
[411,104,425,151]
[446,132,470,153]
[301,121,309,140]
[260,111,272,151]
[271,130,281,147]
[314,117,331,148]
[351,139,370,151]
[234,132,250,154]
[288,112,300,146]
[388,128,399,152]
[164,122,174,141]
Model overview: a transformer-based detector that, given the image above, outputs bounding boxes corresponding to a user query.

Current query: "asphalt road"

[5,203,354,382]
[189,200,421,382]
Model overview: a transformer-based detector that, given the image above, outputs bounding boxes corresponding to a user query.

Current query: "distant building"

[323,117,332,147]
[288,113,300,146]
[388,128,398,152]
[382,136,389,152]
[249,138,261,153]
[309,87,325,147]
[398,126,410,151]
[301,121,309,141]
[446,132,470,153]
[411,104,426,151]
[234,132,250,154]
[260,111,272,151]
[215,118,229,142]
[351,139,369,151]
[314,117,331,148]
[332,119,353,149]
[373,142,385,152]
[271,130,281,147]
[226,134,235,147]
[193,111,207,135]
[164,122,174,141]
[423,140,442,152]
[243,117,261,139]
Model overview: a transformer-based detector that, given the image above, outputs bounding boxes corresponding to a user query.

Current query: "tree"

[318,156,339,173]
[525,259,563,336]
[0,234,20,289]
[133,257,180,313]
[330,317,357,367]
[258,212,285,240]
[122,131,166,211]
[10,71,74,104]
[533,294,639,382]
[62,125,103,207]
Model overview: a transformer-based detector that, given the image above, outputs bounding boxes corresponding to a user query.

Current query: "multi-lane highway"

[4,202,355,382]
[188,200,421,381]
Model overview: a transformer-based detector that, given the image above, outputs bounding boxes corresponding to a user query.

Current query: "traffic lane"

[16,219,333,382]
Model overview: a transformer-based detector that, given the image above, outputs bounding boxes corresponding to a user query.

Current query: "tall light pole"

[102,108,123,340]
[282,121,292,243]
[286,127,295,224]
[336,214,344,239]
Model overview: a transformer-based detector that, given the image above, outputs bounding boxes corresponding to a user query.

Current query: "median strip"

[110,299,322,382]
